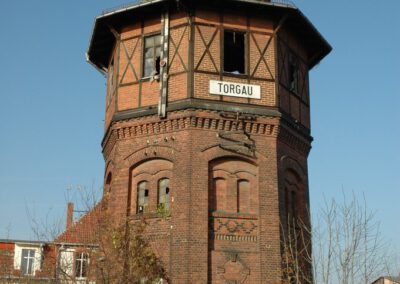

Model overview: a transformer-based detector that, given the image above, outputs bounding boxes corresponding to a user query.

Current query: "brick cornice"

[102,110,313,158]
[101,99,281,144]
[102,109,281,156]
[277,122,312,156]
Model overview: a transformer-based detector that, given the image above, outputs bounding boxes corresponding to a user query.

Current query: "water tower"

[87,0,331,282]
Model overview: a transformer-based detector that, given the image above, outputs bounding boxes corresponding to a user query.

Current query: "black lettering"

[242,86,247,95]
[236,85,241,94]
[248,87,253,96]
[224,84,229,93]
[218,82,223,92]
[230,84,235,94]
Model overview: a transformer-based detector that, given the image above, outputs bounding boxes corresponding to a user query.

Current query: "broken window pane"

[224,30,245,74]
[143,34,162,77]
[137,181,149,213]
[158,178,170,210]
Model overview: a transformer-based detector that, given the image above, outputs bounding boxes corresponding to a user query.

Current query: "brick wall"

[101,108,311,283]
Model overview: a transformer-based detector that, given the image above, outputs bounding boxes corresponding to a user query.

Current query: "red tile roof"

[55,202,103,244]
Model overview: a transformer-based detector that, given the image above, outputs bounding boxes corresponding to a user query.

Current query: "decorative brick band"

[211,233,258,243]
[102,110,280,156]
[278,125,311,155]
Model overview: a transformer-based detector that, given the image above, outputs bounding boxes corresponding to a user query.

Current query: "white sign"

[209,80,261,99]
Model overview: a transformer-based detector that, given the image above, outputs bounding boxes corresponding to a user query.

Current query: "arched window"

[137,181,149,213]
[209,158,258,215]
[237,180,250,213]
[130,159,173,215]
[284,169,302,221]
[158,178,170,210]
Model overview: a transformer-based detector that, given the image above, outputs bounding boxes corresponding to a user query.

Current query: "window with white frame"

[59,249,74,278]
[13,245,41,277]
[20,249,35,276]
[75,252,89,278]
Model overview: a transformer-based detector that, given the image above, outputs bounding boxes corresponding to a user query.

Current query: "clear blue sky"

[0,0,399,254]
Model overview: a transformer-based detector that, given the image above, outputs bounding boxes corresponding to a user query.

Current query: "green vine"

[156,203,170,218]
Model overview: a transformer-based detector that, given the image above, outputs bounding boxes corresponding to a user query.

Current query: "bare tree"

[313,193,393,284]
[67,184,168,283]
[20,184,167,284]
[282,192,395,284]
[281,217,313,284]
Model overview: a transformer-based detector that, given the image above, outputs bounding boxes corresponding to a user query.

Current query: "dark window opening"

[289,54,299,93]
[155,56,161,75]
[224,30,245,74]
[143,34,162,77]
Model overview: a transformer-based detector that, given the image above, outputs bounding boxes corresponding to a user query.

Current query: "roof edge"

[87,0,331,71]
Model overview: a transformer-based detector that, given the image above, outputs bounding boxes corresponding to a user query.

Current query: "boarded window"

[158,178,170,210]
[143,34,162,77]
[224,30,245,74]
[213,178,227,212]
[209,159,258,215]
[137,181,149,213]
[285,187,298,220]
[238,180,250,213]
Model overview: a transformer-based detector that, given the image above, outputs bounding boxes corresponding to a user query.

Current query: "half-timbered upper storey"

[87,0,331,131]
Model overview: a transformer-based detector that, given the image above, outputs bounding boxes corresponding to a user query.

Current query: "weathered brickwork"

[100,109,306,283]
[88,1,331,283]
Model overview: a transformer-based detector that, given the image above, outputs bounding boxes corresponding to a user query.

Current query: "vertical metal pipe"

[159,9,170,118]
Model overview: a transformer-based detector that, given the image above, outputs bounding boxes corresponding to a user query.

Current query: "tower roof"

[87,0,331,72]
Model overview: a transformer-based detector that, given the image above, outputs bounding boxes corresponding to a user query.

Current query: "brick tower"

[87,0,330,283]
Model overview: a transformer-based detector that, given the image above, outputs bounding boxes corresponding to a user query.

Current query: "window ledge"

[130,212,171,220]
[140,74,160,82]
[222,72,248,79]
